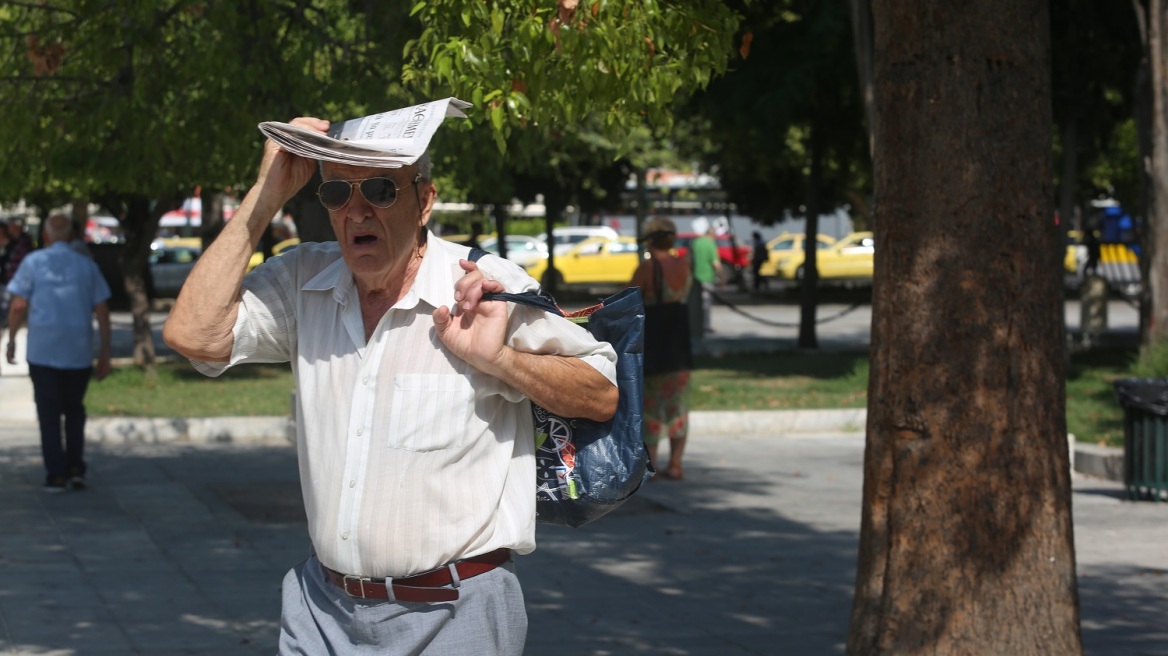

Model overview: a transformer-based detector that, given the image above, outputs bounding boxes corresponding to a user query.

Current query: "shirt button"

[356,428,364,436]
[342,531,349,540]
[362,376,369,384]
[349,480,356,488]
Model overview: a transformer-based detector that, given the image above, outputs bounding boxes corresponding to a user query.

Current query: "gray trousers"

[278,554,527,655]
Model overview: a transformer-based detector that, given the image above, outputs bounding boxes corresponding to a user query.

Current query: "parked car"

[149,240,201,298]
[674,232,752,285]
[525,236,642,291]
[760,232,838,280]
[479,235,548,268]
[805,231,875,282]
[536,226,621,255]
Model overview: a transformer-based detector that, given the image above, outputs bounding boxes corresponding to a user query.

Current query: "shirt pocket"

[388,374,475,452]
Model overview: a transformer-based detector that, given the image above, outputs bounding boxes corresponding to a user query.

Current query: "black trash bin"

[1113,379,1168,502]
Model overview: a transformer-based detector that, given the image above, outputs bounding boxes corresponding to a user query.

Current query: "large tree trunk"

[848,2,1082,654]
[1134,0,1154,344]
[1147,0,1168,344]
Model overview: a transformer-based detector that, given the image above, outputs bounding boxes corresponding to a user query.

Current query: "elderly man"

[6,214,111,492]
[163,117,618,655]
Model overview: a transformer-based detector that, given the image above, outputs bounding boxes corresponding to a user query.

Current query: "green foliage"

[683,0,870,222]
[1087,118,1141,212]
[0,1,417,203]
[403,0,743,155]
[1050,1,1142,213]
[1130,340,1168,378]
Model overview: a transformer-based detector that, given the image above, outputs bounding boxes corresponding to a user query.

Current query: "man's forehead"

[320,161,413,181]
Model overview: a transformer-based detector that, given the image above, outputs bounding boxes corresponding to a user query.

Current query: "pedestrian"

[5,214,112,493]
[690,217,722,335]
[0,219,10,331]
[1084,228,1101,277]
[163,115,619,655]
[4,216,34,282]
[750,230,768,292]
[630,217,692,480]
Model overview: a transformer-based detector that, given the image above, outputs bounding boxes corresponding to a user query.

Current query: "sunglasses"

[317,177,403,211]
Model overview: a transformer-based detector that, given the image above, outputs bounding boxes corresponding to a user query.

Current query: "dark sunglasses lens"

[359,178,398,208]
[318,181,352,210]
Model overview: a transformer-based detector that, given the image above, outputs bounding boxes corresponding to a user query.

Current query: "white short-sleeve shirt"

[192,232,617,577]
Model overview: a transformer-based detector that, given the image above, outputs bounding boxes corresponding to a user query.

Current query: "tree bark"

[798,122,823,350]
[1133,0,1154,343]
[850,0,876,159]
[1147,0,1168,344]
[848,1,1082,654]
[118,196,168,371]
[286,168,335,244]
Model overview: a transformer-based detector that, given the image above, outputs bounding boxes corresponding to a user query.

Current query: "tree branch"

[3,0,79,17]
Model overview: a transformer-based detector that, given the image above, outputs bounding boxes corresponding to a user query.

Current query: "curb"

[86,416,293,445]
[84,410,1126,484]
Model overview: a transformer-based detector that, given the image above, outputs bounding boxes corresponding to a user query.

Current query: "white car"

[536,226,621,255]
[479,235,548,268]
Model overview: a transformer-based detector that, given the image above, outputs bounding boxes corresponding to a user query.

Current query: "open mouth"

[353,234,377,245]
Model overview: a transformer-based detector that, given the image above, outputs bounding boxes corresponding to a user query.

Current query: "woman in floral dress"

[629,217,693,480]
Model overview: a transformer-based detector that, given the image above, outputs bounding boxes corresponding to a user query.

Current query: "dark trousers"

[29,364,92,480]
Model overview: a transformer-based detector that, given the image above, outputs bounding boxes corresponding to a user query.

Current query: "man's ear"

[418,181,438,227]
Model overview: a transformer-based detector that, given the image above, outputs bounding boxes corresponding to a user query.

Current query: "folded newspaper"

[258,97,472,168]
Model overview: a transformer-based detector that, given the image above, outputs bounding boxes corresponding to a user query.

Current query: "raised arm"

[163,117,327,361]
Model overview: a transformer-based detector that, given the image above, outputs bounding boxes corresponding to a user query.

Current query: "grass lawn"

[87,348,1135,447]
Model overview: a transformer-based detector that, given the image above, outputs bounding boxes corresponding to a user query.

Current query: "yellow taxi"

[760,232,837,280]
[1064,230,1083,274]
[524,236,642,291]
[246,237,302,273]
[813,231,875,281]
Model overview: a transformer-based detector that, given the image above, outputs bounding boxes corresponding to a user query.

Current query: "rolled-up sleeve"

[190,258,298,377]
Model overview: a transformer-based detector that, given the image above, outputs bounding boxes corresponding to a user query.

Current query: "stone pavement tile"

[1079,565,1168,656]
[83,568,219,621]
[0,537,75,567]
[1,604,133,654]
[120,617,265,653]
[108,484,219,524]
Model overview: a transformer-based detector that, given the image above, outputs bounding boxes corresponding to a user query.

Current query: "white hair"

[44,214,72,241]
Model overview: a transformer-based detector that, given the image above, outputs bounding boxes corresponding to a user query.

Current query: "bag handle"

[466,247,565,316]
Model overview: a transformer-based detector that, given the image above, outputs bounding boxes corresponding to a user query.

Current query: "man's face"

[319,162,436,283]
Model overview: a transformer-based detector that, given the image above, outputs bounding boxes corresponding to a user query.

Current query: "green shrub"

[1130,340,1168,378]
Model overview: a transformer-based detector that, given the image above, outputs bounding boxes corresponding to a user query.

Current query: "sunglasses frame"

[316,173,426,212]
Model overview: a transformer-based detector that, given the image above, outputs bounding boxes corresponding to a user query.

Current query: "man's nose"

[345,186,373,223]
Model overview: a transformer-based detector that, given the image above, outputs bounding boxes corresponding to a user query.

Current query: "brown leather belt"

[320,548,511,603]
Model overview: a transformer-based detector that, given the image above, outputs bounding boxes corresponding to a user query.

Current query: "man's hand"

[256,117,329,208]
[432,259,510,375]
[94,355,111,381]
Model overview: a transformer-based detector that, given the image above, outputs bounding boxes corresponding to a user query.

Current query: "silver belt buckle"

[343,574,371,598]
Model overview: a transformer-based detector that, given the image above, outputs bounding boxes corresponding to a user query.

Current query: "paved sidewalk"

[0,428,1164,655]
[0,301,1160,655]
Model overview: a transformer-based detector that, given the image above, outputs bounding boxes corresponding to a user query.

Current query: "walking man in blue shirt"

[6,214,112,493]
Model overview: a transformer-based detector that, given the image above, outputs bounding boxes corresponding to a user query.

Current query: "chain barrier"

[708,288,867,328]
